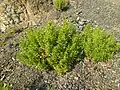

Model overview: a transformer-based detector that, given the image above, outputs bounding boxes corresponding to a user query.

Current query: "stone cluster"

[0,1,26,32]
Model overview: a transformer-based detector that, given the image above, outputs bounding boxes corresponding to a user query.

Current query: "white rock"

[81,18,87,22]
[78,21,84,25]
[74,77,79,80]
[0,24,6,32]
[76,17,80,21]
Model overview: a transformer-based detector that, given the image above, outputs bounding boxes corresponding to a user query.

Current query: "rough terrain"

[0,0,120,90]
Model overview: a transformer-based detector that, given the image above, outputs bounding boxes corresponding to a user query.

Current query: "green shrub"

[0,81,12,90]
[81,24,120,62]
[53,0,68,10]
[17,20,83,75]
[47,21,83,75]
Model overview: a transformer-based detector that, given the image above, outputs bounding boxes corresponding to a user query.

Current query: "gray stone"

[76,11,82,15]
[81,18,87,22]
[78,21,84,25]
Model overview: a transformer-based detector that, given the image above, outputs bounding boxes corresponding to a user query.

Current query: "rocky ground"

[0,0,120,90]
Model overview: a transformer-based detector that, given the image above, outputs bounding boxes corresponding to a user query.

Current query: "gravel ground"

[68,0,120,38]
[0,0,120,90]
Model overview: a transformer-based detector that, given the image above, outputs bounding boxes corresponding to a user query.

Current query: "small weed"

[53,0,68,10]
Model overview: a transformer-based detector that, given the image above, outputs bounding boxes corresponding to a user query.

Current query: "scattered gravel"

[0,0,120,90]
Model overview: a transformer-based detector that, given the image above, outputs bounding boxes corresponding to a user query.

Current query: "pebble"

[0,1,119,90]
[17,8,23,14]
[0,74,5,81]
[9,19,14,24]
[78,21,84,25]
[76,17,80,21]
[0,2,26,31]
[0,23,6,32]
[81,18,87,22]
[76,11,82,15]
[20,13,25,21]
[8,43,14,48]
[78,25,83,32]
[74,77,79,80]
[3,20,9,25]
[14,16,20,24]
[6,6,11,12]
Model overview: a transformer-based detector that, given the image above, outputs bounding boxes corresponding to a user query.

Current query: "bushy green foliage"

[53,0,68,10]
[47,21,82,75]
[17,26,50,70]
[81,24,120,62]
[17,20,83,75]
[0,81,12,90]
[17,20,120,74]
